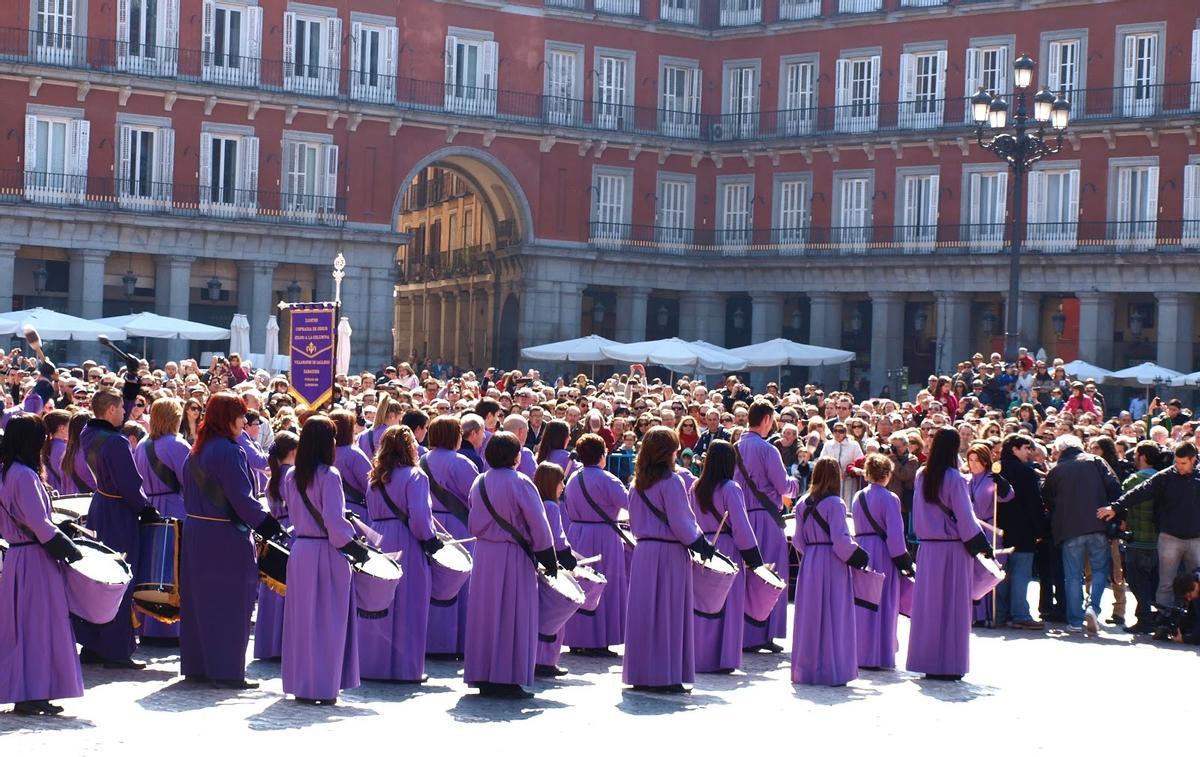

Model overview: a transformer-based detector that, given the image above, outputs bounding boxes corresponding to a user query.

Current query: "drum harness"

[144,440,181,498]
[576,472,635,548]
[187,454,249,534]
[734,447,787,528]
[419,458,469,525]
[476,477,537,567]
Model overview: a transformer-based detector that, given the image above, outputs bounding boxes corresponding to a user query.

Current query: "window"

[284,10,341,95]
[835,54,880,132]
[719,0,760,27]
[835,175,871,246]
[34,0,79,64]
[594,0,640,15]
[1184,162,1200,246]
[718,179,752,246]
[595,53,631,130]
[1111,163,1158,250]
[351,20,398,103]
[118,122,174,207]
[592,169,630,243]
[117,0,179,75]
[283,138,339,221]
[722,63,758,139]
[23,112,89,203]
[1027,168,1079,250]
[1046,38,1080,110]
[660,0,696,25]
[656,176,693,245]
[965,170,1007,251]
[660,62,701,138]
[779,0,820,21]
[780,58,815,136]
[1120,32,1159,117]
[445,33,498,115]
[899,50,945,129]
[545,46,581,126]
[1192,28,1200,112]
[199,130,259,216]
[202,1,262,86]
[899,171,939,252]
[839,0,881,12]
[964,43,1010,123]
[775,177,810,247]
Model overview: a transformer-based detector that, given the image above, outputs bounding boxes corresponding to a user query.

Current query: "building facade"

[3,0,1199,386]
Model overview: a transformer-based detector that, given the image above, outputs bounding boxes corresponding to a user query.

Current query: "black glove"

[892,552,916,578]
[990,472,1012,498]
[124,352,143,376]
[122,374,142,403]
[847,546,870,570]
[687,536,716,561]
[44,531,83,563]
[964,532,994,560]
[138,507,162,524]
[254,515,284,541]
[534,547,558,577]
[556,548,578,571]
[340,538,370,564]
[420,537,445,556]
[739,546,765,569]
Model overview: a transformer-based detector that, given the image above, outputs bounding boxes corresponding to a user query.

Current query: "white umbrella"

[264,315,280,371]
[336,317,352,375]
[1060,359,1112,382]
[729,338,856,367]
[1102,361,1183,386]
[600,337,748,373]
[1170,371,1200,388]
[0,307,125,340]
[521,334,621,362]
[229,314,251,356]
[93,312,231,340]
[0,317,19,336]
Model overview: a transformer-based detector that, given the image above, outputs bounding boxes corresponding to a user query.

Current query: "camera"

[1105,520,1133,542]
[1150,605,1187,641]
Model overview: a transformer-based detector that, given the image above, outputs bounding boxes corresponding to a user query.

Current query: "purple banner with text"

[286,303,337,409]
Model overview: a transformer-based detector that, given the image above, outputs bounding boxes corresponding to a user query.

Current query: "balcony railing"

[4,27,1200,146]
[719,1,762,27]
[588,220,1200,258]
[659,0,698,25]
[779,0,821,20]
[1,169,345,227]
[899,0,948,7]
[594,0,642,16]
[838,0,883,13]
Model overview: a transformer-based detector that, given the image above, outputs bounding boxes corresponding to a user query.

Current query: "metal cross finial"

[332,251,346,304]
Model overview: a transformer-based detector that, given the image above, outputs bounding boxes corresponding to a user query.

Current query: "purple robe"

[693,480,758,673]
[517,447,537,479]
[734,431,799,646]
[622,474,703,687]
[335,444,373,522]
[358,465,436,681]
[133,433,191,639]
[422,447,479,655]
[968,471,1012,625]
[59,449,95,496]
[0,463,84,705]
[545,448,575,531]
[238,431,269,496]
[179,437,271,681]
[463,468,553,688]
[46,437,67,493]
[791,494,860,686]
[253,464,291,660]
[906,469,984,677]
[535,498,570,668]
[282,465,360,700]
[357,425,388,462]
[851,484,907,669]
[562,465,628,648]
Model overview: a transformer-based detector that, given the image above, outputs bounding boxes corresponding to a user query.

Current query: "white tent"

[729,338,856,367]
[1170,371,1200,388]
[1060,359,1112,382]
[1103,362,1183,386]
[0,307,125,340]
[93,312,230,340]
[0,317,18,336]
[264,315,280,370]
[229,314,251,356]
[600,337,748,373]
[336,317,353,375]
[521,334,621,362]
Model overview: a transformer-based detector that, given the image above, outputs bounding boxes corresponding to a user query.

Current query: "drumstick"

[432,517,455,539]
[576,554,603,566]
[23,325,45,362]
[98,334,138,365]
[713,511,729,542]
[978,520,1004,537]
[441,537,477,546]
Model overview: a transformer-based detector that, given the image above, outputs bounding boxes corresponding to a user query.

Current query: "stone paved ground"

[2,600,1196,752]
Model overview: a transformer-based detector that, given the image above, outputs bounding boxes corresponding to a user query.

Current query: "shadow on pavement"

[912,678,999,702]
[137,678,274,712]
[616,688,727,715]
[791,681,881,705]
[0,712,96,733]
[353,681,454,703]
[246,698,378,731]
[449,692,567,722]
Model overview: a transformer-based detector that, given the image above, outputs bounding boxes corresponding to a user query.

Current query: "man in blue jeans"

[998,433,1049,629]
[1042,435,1123,634]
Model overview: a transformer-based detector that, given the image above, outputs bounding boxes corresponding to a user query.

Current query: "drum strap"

[855,491,887,540]
[734,447,787,528]
[145,440,181,495]
[577,471,635,548]
[801,498,832,536]
[635,487,670,527]
[374,482,409,527]
[69,460,91,494]
[342,479,366,505]
[477,478,537,566]
[83,429,116,488]
[419,458,469,524]
[296,485,329,537]
[188,458,248,533]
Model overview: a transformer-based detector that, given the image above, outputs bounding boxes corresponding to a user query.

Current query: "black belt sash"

[420,458,469,524]
[145,439,181,495]
[189,458,248,533]
[374,481,409,527]
[578,471,635,548]
[734,446,787,528]
[477,478,536,566]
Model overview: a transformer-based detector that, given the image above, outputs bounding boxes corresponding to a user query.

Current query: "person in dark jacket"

[1043,435,1122,633]
[998,434,1048,629]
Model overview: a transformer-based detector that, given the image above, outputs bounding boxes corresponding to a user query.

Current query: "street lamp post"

[971,53,1071,363]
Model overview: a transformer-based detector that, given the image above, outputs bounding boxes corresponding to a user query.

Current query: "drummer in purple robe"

[503,414,538,478]
[463,432,557,699]
[734,400,800,653]
[850,454,914,671]
[421,415,479,659]
[623,426,714,694]
[536,420,576,481]
[359,425,444,683]
[253,431,298,661]
[533,462,579,678]
[401,409,429,457]
[965,443,1012,627]
[61,411,95,496]
[331,409,373,523]
[238,411,270,495]
[792,458,870,686]
[562,433,628,657]
[0,414,84,715]
[282,415,369,705]
[74,379,156,670]
[40,410,70,493]
[180,393,282,688]
[907,428,992,681]
[358,394,402,461]
[691,440,763,674]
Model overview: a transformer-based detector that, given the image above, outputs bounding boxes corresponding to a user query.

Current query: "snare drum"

[783,518,797,543]
[851,567,886,612]
[133,518,182,623]
[538,569,586,636]
[971,555,1005,602]
[744,564,786,622]
[353,544,402,613]
[429,538,472,602]
[65,538,132,624]
[692,551,739,615]
[256,537,290,597]
[52,494,93,524]
[572,564,608,612]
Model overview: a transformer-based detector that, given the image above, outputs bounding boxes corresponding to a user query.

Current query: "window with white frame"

[964,43,1009,123]
[1111,163,1158,249]
[1184,161,1200,245]
[23,111,89,202]
[34,0,79,65]
[1045,38,1080,109]
[445,32,498,115]
[1120,31,1159,117]
[660,62,701,137]
[545,46,582,126]
[656,176,693,245]
[965,170,1007,251]
[351,20,398,103]
[117,0,179,75]
[722,63,758,139]
[284,9,341,96]
[283,137,339,219]
[899,49,945,129]
[118,120,174,206]
[592,169,629,242]
[775,177,810,246]
[835,54,880,132]
[1026,167,1079,249]
[835,174,872,246]
[899,171,939,251]
[718,179,752,246]
[595,52,632,130]
[1191,28,1200,111]
[199,129,259,216]
[719,0,761,27]
[780,58,815,136]
[201,1,262,86]
[660,0,696,25]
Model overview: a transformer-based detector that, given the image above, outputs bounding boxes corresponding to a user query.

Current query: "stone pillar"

[423,289,437,361]
[155,255,195,362]
[558,282,585,343]
[456,290,471,367]
[476,287,493,368]
[869,292,905,397]
[237,260,277,359]
[615,287,651,343]
[1076,292,1116,368]
[935,291,971,375]
[0,244,17,312]
[358,266,396,371]
[808,293,844,389]
[405,293,421,363]
[1156,293,1196,373]
[679,292,723,344]
[440,291,456,368]
[1012,292,1042,354]
[313,264,334,303]
[68,249,110,364]
[750,292,785,389]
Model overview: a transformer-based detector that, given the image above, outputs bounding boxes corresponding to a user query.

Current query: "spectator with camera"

[1117,441,1163,634]
[1156,572,1200,644]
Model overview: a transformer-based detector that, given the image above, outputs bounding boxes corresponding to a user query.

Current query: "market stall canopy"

[600,337,748,373]
[728,338,856,367]
[1059,360,1112,382]
[520,335,622,363]
[93,312,230,340]
[0,307,125,341]
[1102,362,1183,386]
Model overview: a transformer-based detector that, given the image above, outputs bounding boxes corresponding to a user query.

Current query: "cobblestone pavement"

[2,602,1196,752]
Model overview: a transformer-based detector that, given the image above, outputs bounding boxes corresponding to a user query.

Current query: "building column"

[237,260,278,360]
[1014,292,1042,354]
[476,287,493,368]
[869,292,905,397]
[1156,293,1196,373]
[422,289,437,361]
[935,291,971,376]
[1076,292,1116,368]
[68,248,110,364]
[313,264,334,303]
[0,244,17,312]
[440,291,456,367]
[363,266,396,371]
[457,289,471,368]
[155,255,195,363]
[750,292,785,389]
[404,293,421,363]
[558,282,585,343]
[615,287,651,343]
[808,293,844,388]
[678,292,723,344]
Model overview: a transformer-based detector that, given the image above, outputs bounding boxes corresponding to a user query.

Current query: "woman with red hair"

[179,393,283,689]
